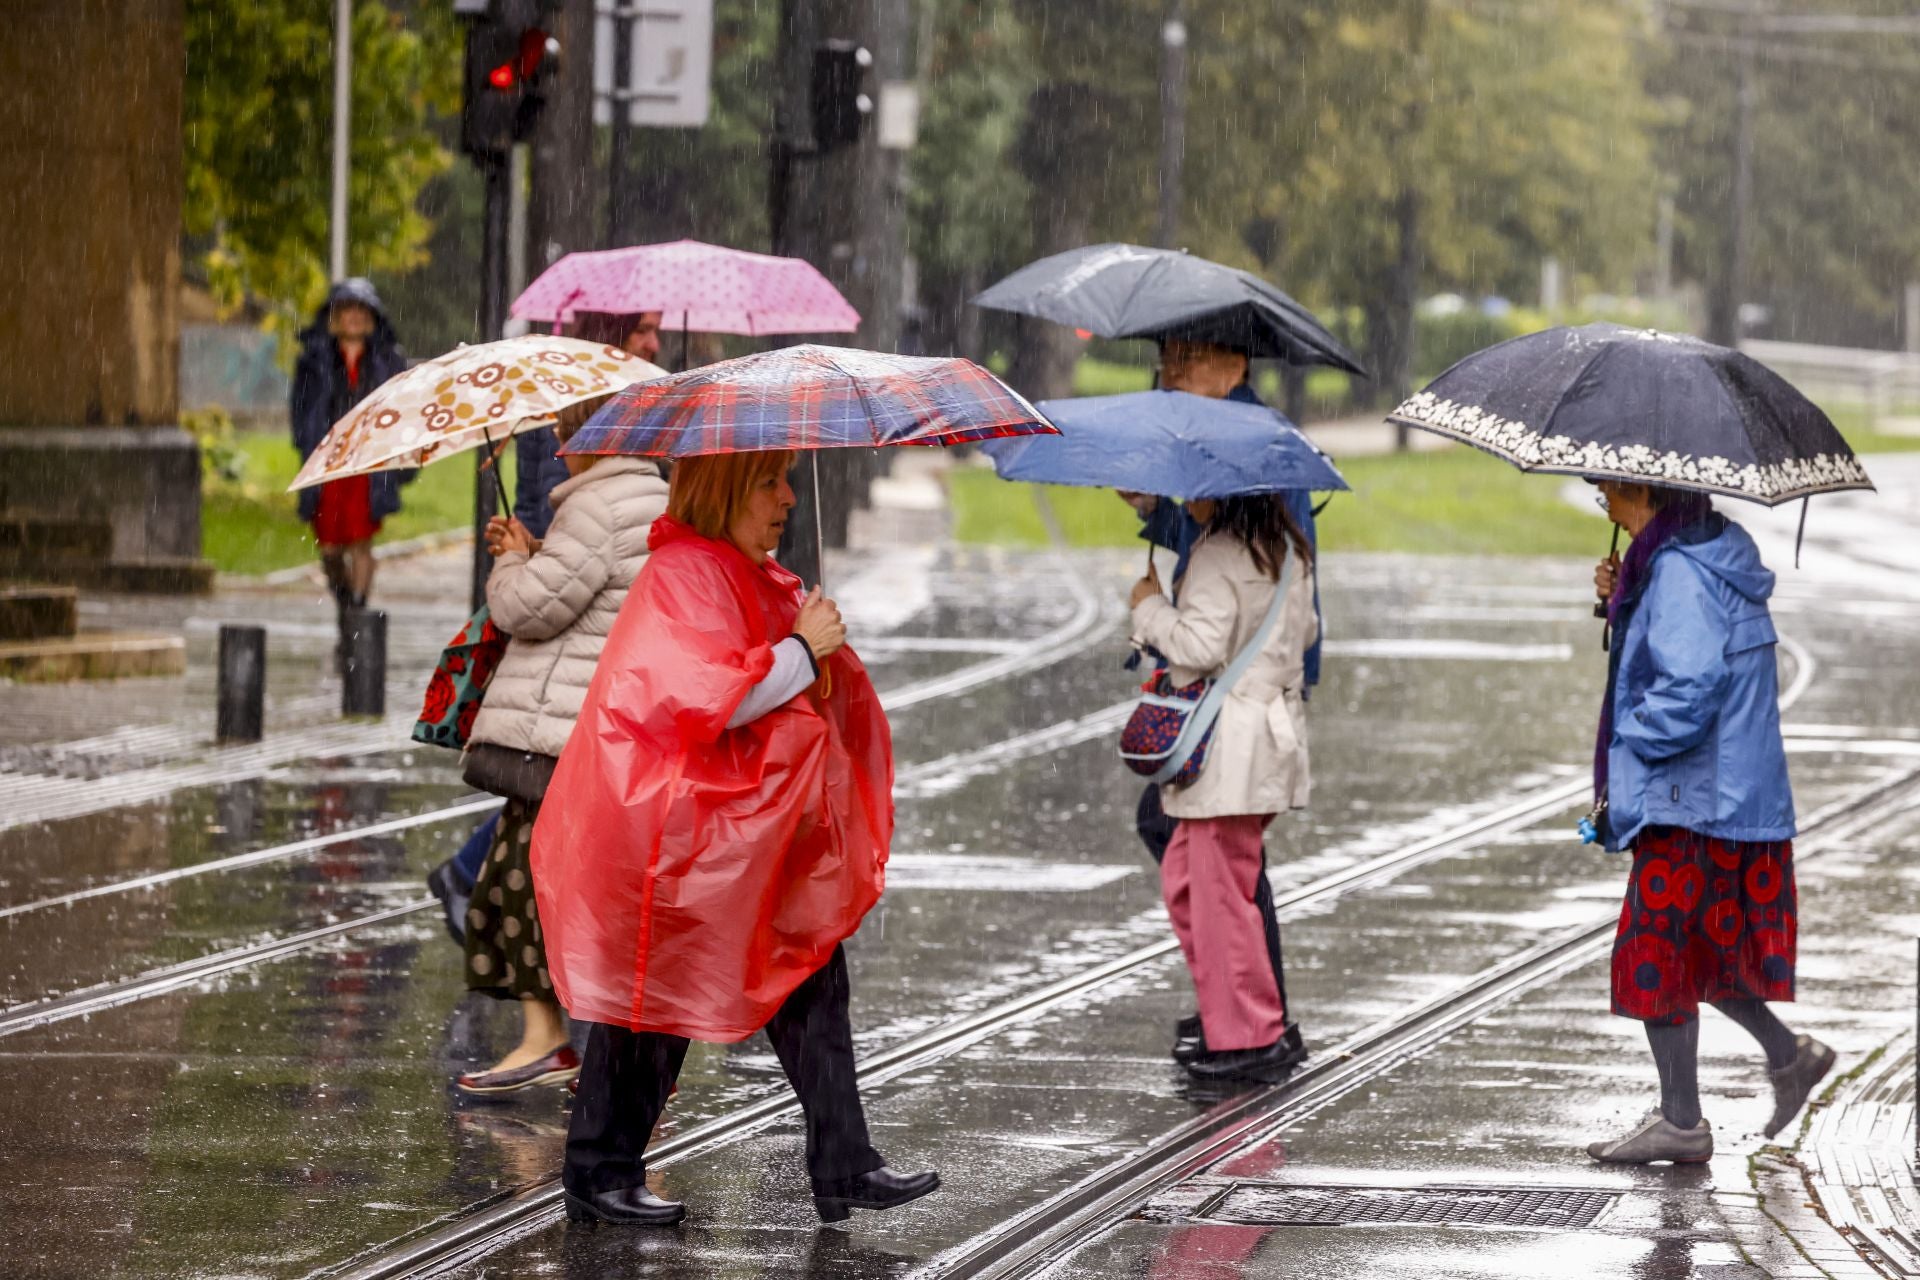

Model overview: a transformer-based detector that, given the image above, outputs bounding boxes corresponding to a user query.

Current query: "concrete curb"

[222,526,473,592]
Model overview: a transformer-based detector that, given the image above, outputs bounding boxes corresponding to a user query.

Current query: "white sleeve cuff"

[726,637,817,728]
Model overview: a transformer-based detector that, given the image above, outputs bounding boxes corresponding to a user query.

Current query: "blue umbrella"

[979,389,1348,499]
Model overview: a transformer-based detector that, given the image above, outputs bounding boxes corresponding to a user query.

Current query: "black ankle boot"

[1171,1013,1206,1064]
[562,1185,686,1226]
[812,1167,941,1223]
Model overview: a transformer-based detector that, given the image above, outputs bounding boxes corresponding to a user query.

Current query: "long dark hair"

[1207,494,1312,581]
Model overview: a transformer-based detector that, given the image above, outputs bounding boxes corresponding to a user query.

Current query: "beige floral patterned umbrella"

[288,337,667,492]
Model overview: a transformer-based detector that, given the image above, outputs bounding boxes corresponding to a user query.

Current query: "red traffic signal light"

[461,6,559,160]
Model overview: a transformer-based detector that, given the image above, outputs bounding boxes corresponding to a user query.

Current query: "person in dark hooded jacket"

[1582,480,1834,1166]
[290,278,413,629]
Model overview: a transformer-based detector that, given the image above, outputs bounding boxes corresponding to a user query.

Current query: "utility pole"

[1156,0,1188,249]
[472,156,511,610]
[770,0,819,587]
[530,0,597,279]
[330,0,352,280]
[770,0,878,587]
[607,2,635,246]
[1711,29,1757,348]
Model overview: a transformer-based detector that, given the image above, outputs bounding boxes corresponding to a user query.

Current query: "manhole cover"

[1196,1183,1616,1230]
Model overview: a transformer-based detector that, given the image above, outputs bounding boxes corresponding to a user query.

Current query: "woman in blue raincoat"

[1583,480,1834,1165]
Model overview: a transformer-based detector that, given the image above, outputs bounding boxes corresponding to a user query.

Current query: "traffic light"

[459,0,559,162]
[810,40,872,153]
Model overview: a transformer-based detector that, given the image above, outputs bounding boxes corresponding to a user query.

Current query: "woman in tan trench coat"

[1129,493,1317,1083]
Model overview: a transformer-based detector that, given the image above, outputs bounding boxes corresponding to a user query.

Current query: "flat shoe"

[1587,1109,1713,1164]
[456,1045,581,1096]
[563,1186,686,1226]
[1186,1031,1308,1083]
[1765,1035,1837,1139]
[812,1166,941,1223]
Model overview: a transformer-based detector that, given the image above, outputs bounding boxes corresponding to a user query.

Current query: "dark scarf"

[1592,493,1716,807]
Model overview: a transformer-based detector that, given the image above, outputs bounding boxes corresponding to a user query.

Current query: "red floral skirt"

[1611,825,1796,1025]
[312,475,380,545]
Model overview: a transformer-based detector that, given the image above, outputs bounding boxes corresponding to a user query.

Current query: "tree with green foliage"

[183,0,459,345]
[908,0,1038,359]
[1187,0,1659,403]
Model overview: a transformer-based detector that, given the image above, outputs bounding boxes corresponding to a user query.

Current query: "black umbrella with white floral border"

[1386,323,1873,506]
[1388,322,1875,639]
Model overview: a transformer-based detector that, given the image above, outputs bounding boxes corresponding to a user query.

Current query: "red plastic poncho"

[530,514,893,1040]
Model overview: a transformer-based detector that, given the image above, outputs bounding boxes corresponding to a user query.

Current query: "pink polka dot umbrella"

[511,239,860,337]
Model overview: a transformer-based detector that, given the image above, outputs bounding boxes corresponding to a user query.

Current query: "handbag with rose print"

[412,605,509,750]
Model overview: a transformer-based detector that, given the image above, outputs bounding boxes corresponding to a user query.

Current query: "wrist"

[789,632,821,679]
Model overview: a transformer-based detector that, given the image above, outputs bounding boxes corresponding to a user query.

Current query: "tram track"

[302,629,1829,1280]
[5,578,1832,1274]
[0,561,1113,923]
[310,773,1623,1280]
[915,766,1920,1280]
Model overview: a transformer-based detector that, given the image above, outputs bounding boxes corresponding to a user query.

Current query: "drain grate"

[1194,1183,1616,1231]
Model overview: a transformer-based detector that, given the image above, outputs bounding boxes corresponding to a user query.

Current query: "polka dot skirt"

[1611,825,1796,1024]
[463,798,554,1001]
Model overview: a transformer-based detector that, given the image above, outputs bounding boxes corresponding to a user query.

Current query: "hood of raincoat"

[1602,517,1794,851]
[1664,516,1775,605]
[297,277,398,349]
[529,516,894,1039]
[289,278,410,521]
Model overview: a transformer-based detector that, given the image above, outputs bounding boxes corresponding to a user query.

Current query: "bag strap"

[1216,547,1295,696]
[1145,547,1297,785]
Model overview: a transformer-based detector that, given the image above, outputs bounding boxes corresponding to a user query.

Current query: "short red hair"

[666,450,796,540]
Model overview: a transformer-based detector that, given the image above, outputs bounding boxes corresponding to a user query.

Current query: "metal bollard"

[216,624,266,743]
[342,607,387,718]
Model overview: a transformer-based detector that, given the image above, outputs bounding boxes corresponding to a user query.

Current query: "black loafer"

[563,1185,687,1226]
[1186,1030,1309,1083]
[813,1166,941,1223]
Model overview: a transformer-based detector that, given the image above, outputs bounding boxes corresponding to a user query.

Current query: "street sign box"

[594,0,714,128]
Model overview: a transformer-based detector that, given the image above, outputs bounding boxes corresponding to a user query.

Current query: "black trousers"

[563,944,884,1196]
[1136,782,1290,1017]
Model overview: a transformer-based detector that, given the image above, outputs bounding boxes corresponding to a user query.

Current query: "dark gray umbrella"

[973,243,1367,375]
[1386,323,1873,506]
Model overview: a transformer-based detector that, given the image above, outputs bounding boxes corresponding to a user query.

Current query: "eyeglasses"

[1593,492,1611,515]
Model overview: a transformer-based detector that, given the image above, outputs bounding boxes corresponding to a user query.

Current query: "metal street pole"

[772,0,823,588]
[1156,0,1188,250]
[471,157,511,612]
[607,3,634,246]
[330,0,352,280]
[1712,33,1756,348]
[530,0,598,274]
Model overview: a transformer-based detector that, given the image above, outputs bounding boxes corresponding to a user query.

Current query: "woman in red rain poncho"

[531,448,939,1228]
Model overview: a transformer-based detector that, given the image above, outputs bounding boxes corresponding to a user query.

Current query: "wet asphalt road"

[3,479,1919,1280]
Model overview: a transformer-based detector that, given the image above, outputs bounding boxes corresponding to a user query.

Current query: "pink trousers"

[1162,813,1285,1051]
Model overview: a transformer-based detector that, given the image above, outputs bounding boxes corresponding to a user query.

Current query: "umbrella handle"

[812,451,826,593]
[478,425,513,515]
[1593,523,1621,650]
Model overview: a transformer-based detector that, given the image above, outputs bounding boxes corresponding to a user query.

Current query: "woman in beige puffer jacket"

[456,407,668,1096]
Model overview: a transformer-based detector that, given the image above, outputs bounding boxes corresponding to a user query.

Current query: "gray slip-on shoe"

[1587,1109,1714,1164]
[1764,1035,1837,1139]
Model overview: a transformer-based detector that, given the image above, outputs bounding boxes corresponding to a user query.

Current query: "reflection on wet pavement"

[2,546,1915,1278]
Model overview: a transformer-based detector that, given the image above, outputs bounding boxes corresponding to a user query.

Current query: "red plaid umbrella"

[561,344,1055,458]
[562,345,1057,585]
